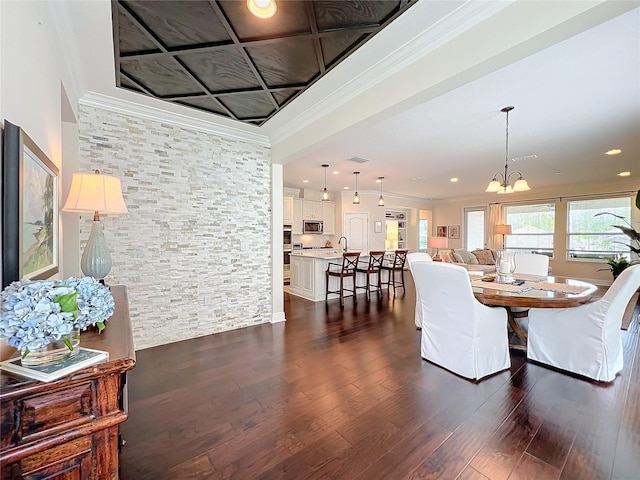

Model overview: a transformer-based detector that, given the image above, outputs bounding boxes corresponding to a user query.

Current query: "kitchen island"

[290,250,384,302]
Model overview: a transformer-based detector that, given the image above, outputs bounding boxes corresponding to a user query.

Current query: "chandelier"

[485,106,531,194]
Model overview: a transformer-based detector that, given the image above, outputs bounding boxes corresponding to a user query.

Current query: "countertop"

[291,250,382,259]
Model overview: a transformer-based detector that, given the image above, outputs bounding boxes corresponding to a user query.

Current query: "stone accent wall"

[78,105,272,350]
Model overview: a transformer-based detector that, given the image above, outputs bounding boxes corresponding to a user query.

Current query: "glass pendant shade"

[352,171,360,204]
[513,178,531,192]
[321,164,330,201]
[485,180,502,193]
[377,176,385,206]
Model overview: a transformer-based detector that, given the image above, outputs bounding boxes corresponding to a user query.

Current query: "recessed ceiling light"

[343,186,349,190]
[410,176,427,181]
[302,179,309,183]
[450,177,459,183]
[606,149,622,156]
[618,171,631,177]
[555,172,565,175]
[332,171,339,175]
[375,178,383,183]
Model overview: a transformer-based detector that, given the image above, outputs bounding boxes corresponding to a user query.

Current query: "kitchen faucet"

[338,236,348,252]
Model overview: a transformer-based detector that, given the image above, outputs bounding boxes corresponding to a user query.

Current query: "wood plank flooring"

[119,277,640,480]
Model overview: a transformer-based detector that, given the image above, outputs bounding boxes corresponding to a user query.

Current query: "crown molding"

[264,0,513,145]
[79,92,271,147]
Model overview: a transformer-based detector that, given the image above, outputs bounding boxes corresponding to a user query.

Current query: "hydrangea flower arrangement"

[0,277,114,356]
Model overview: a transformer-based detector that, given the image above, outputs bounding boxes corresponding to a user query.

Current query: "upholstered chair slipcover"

[412,262,510,380]
[527,264,640,382]
[513,253,549,276]
[406,253,432,328]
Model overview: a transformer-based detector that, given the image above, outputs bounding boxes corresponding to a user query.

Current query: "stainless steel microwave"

[303,220,323,234]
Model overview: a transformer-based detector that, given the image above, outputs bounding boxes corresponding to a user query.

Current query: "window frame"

[464,206,486,251]
[503,202,556,258]
[565,196,632,262]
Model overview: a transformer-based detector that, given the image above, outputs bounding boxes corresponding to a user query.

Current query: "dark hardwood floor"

[119,277,640,480]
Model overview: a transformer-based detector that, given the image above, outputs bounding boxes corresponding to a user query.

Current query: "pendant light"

[321,164,330,201]
[352,171,360,204]
[377,177,385,206]
[485,106,531,194]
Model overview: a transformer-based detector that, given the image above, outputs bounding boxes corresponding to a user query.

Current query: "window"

[465,207,485,250]
[567,197,631,260]
[418,219,428,251]
[504,203,555,257]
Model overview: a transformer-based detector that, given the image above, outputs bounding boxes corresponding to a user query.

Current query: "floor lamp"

[495,224,512,250]
[428,237,448,262]
[63,170,128,280]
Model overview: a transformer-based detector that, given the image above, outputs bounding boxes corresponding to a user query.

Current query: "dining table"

[470,273,598,351]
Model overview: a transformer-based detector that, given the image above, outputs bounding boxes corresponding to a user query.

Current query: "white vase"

[21,329,81,367]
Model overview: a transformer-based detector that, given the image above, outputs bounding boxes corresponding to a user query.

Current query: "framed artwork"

[448,225,460,239]
[2,120,59,288]
[436,225,447,238]
[374,221,382,233]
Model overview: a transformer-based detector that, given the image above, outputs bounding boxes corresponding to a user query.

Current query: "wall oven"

[284,225,292,249]
[284,225,292,284]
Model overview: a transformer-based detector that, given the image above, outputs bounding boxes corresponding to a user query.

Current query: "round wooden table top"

[472,275,598,308]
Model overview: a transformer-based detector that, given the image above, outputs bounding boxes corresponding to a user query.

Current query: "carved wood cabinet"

[0,286,135,480]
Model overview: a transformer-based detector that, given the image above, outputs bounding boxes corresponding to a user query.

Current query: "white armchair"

[412,262,510,380]
[527,264,640,382]
[514,253,549,276]
[406,252,432,329]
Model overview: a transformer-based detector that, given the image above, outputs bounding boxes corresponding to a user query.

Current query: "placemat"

[472,280,532,293]
[533,282,591,294]
[513,273,546,282]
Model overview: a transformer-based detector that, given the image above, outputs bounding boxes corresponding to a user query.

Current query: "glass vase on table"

[495,250,516,284]
[20,329,81,367]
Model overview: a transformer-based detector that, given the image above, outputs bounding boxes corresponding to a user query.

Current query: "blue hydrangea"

[0,277,115,354]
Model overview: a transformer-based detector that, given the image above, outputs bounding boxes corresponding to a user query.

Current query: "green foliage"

[600,256,631,277]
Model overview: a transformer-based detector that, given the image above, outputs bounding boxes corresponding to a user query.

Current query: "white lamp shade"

[63,172,128,215]
[428,237,448,249]
[495,224,512,235]
[485,180,502,193]
[513,178,531,191]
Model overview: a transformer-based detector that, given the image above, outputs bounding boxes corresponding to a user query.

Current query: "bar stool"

[355,251,386,301]
[381,249,408,297]
[325,252,360,306]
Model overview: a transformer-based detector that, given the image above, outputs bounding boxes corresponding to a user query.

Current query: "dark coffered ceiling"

[112,0,417,126]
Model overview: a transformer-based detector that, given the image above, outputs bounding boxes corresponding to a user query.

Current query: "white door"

[344,212,369,252]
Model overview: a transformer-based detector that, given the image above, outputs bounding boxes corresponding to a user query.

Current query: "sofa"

[440,248,498,274]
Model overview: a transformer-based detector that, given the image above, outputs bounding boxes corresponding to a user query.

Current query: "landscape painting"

[22,146,57,277]
[2,120,58,287]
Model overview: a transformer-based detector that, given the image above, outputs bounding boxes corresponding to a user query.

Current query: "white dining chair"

[412,262,510,380]
[527,264,640,382]
[514,253,549,276]
[406,252,432,329]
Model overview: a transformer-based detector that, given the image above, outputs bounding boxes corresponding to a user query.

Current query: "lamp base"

[81,221,112,279]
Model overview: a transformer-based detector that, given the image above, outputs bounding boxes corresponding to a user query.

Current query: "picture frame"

[448,225,460,239]
[2,120,59,288]
[374,220,382,233]
[436,225,447,238]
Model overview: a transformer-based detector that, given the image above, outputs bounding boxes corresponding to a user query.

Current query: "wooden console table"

[0,286,135,479]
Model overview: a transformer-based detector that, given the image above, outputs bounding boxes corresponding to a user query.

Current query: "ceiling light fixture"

[247,0,277,18]
[321,164,330,201]
[353,172,360,204]
[450,177,459,182]
[377,177,385,207]
[618,171,631,177]
[486,106,531,194]
[606,148,622,156]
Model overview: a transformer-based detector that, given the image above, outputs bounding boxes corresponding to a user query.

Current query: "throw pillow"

[451,250,465,263]
[472,249,495,265]
[454,249,479,265]
[441,250,456,263]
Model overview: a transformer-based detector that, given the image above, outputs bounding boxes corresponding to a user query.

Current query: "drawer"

[19,382,95,442]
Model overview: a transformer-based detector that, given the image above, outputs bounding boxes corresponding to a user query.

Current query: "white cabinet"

[289,255,317,300]
[322,202,336,235]
[292,199,303,234]
[283,197,293,225]
[290,258,301,289]
[303,200,323,220]
[301,257,314,295]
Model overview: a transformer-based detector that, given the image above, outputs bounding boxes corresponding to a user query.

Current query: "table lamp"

[428,237,448,262]
[63,170,128,280]
[495,224,512,249]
